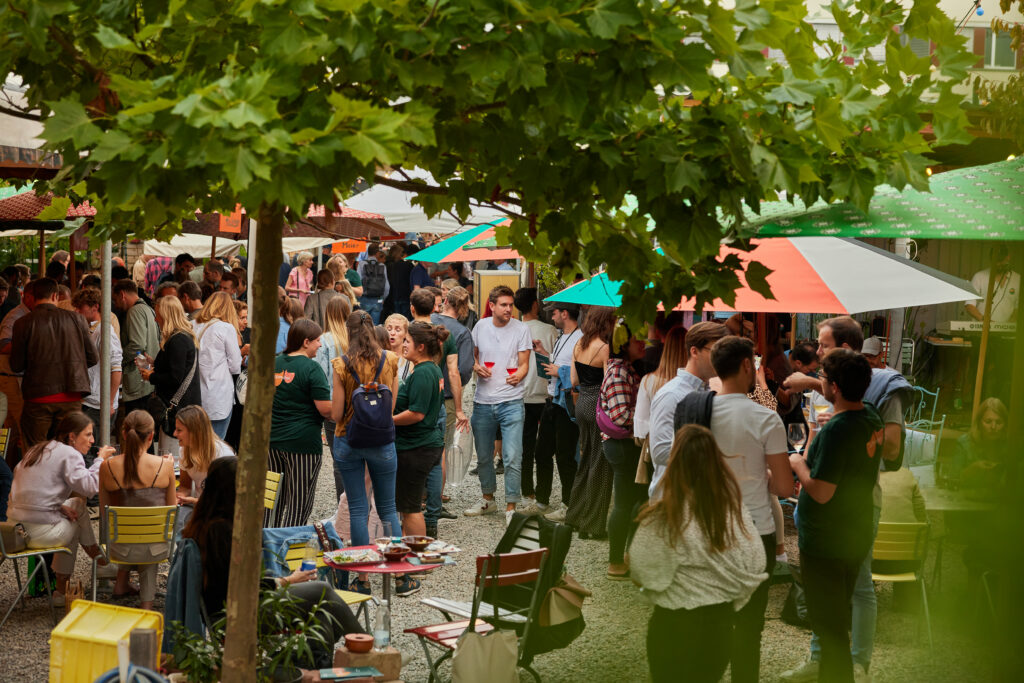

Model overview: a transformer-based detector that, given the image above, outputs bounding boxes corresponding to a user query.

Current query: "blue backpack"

[343,353,395,448]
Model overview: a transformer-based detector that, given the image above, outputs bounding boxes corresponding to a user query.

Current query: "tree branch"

[0,104,44,123]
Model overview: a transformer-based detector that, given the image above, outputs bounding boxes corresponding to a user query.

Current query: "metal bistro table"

[909,465,995,513]
[326,545,446,636]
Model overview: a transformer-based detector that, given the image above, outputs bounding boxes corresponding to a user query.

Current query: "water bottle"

[373,600,390,649]
[300,535,318,572]
[134,351,151,372]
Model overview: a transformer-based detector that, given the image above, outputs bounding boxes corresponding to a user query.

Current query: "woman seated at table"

[183,456,365,667]
[7,412,114,605]
[99,410,177,610]
[629,425,767,683]
[951,397,1009,491]
[174,405,235,526]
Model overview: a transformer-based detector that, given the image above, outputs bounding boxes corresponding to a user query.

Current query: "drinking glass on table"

[374,521,393,568]
[787,423,807,454]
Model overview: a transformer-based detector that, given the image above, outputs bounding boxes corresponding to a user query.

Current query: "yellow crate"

[49,599,163,683]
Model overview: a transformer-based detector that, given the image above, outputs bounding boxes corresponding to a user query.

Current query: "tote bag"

[451,629,519,683]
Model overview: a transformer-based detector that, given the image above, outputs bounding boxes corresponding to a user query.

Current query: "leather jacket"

[10,303,99,400]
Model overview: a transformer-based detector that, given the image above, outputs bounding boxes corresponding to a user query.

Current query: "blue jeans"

[0,458,12,521]
[358,296,384,324]
[210,416,231,439]
[331,434,403,547]
[424,404,446,527]
[809,505,881,669]
[471,400,525,504]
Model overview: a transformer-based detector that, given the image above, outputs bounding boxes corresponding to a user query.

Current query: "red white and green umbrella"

[545,237,979,314]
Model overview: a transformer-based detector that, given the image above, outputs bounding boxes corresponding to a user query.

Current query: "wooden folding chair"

[91,506,177,601]
[406,548,549,682]
[872,522,933,648]
[0,529,72,630]
[264,471,282,512]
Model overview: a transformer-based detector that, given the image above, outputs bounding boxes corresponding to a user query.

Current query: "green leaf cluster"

[0,0,976,327]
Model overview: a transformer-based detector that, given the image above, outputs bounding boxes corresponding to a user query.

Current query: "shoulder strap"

[150,456,166,487]
[372,352,387,383]
[170,346,198,408]
[342,354,362,386]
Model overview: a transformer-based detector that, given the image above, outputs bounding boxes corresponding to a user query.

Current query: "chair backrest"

[107,506,178,546]
[469,548,548,644]
[0,427,10,462]
[265,471,282,510]
[873,522,928,564]
[905,385,939,425]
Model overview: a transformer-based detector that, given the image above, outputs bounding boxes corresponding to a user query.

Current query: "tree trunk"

[221,203,283,682]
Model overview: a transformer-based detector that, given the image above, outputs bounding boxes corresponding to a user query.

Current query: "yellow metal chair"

[264,471,282,512]
[0,529,72,629]
[282,540,374,629]
[91,506,177,602]
[871,521,933,648]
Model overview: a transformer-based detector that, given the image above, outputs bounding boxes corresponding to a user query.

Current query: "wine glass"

[811,393,832,420]
[374,521,392,568]
[787,423,807,454]
[483,358,495,378]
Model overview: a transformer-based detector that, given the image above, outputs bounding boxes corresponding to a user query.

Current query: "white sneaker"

[779,658,819,683]
[505,510,515,526]
[520,502,550,516]
[854,663,872,683]
[464,499,498,516]
[50,592,66,607]
[545,506,566,523]
[776,552,789,564]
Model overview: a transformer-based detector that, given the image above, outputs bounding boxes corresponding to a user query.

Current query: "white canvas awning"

[342,167,505,235]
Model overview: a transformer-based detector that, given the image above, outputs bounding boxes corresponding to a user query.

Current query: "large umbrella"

[405,218,519,263]
[544,237,979,314]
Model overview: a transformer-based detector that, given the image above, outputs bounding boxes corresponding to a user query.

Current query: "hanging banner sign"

[331,240,367,253]
[219,204,243,233]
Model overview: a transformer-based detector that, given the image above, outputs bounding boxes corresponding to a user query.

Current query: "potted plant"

[169,587,339,683]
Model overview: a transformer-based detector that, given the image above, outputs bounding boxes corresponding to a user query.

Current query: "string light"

[955,0,984,33]
[926,167,933,176]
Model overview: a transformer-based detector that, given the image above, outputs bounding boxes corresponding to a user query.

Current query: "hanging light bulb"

[976,7,984,15]
[926,167,933,176]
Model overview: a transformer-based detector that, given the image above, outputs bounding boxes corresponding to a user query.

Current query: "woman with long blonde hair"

[192,292,242,438]
[315,295,352,498]
[335,277,360,311]
[99,410,177,610]
[634,326,686,442]
[384,313,413,382]
[141,296,201,459]
[174,405,234,507]
[630,425,767,683]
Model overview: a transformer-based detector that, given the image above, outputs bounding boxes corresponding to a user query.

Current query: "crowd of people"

[0,243,1014,682]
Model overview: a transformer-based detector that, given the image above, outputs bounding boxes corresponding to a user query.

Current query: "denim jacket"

[552,364,577,422]
[261,521,343,578]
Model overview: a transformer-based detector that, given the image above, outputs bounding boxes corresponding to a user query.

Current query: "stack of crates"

[49,600,163,682]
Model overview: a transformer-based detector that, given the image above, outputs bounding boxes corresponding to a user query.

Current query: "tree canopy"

[1,0,975,320]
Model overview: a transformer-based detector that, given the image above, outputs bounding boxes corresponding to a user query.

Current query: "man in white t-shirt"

[708,335,792,683]
[513,288,558,516]
[466,285,533,524]
[965,245,1019,324]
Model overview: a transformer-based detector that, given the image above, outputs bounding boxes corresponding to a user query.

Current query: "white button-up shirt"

[648,368,706,499]
[193,319,242,420]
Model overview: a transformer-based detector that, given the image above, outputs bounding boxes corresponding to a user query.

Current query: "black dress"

[565,361,614,536]
[150,332,201,433]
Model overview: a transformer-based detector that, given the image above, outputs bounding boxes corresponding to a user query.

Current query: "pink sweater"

[8,442,101,524]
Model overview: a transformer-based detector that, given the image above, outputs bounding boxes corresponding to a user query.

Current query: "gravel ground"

[0,448,996,682]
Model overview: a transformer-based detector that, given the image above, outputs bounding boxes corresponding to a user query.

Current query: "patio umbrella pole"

[971,252,998,418]
[99,240,112,447]
[1009,244,1024,443]
[38,229,45,276]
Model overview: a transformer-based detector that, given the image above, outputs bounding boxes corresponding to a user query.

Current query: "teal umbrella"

[545,272,622,307]
[403,219,506,262]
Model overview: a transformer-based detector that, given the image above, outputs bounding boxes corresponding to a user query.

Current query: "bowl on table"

[401,535,435,552]
[345,633,375,653]
[383,544,411,562]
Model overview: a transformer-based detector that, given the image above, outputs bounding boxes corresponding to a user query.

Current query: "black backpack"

[342,354,395,447]
[673,389,716,431]
[361,261,386,298]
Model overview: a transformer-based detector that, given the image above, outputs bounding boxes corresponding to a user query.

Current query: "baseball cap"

[544,301,580,314]
[862,336,883,356]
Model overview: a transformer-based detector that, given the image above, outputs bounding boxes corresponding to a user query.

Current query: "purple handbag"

[596,398,633,440]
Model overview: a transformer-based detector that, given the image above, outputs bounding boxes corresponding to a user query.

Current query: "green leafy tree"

[973,0,1024,147]
[0,0,973,679]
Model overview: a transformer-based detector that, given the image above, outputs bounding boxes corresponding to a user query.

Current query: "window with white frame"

[984,29,1017,68]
